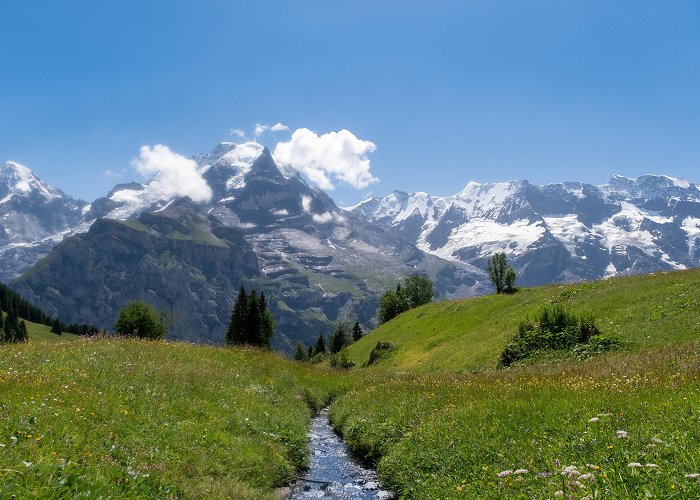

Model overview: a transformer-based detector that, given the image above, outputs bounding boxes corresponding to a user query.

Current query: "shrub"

[114,301,166,340]
[499,304,612,367]
[366,341,395,366]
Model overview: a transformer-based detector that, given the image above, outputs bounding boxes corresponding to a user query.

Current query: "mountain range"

[2,144,699,350]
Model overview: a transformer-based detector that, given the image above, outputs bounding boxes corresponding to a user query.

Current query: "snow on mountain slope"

[0,161,89,281]
[351,174,700,285]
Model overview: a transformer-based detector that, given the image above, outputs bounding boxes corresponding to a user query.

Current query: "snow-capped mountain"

[350,175,700,285]
[6,142,700,350]
[0,161,88,282]
[12,144,487,351]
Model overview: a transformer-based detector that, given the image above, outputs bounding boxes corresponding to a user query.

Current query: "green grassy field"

[1,269,699,498]
[331,344,699,498]
[344,268,700,373]
[0,339,349,498]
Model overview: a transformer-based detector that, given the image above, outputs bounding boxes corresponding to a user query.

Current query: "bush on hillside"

[366,341,395,366]
[499,304,615,367]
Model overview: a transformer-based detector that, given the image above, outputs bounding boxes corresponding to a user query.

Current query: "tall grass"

[0,338,349,498]
[331,343,700,498]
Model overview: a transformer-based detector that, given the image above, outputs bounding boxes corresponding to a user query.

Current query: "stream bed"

[289,409,394,499]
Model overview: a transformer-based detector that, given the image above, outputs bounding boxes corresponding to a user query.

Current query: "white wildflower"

[554,491,564,497]
[627,462,642,468]
[645,463,658,468]
[578,473,596,481]
[616,430,628,438]
[684,473,700,479]
[514,469,528,475]
[589,417,599,423]
[497,470,513,478]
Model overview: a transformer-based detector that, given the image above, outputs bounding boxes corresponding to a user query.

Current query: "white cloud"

[273,128,378,190]
[271,208,289,216]
[131,145,213,203]
[301,195,312,213]
[230,128,247,139]
[313,211,346,224]
[254,122,290,138]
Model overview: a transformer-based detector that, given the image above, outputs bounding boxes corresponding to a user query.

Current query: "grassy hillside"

[331,343,699,498]
[0,339,349,498]
[26,321,81,342]
[345,269,700,372]
[328,269,700,498]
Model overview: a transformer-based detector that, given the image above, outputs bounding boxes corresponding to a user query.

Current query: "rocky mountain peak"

[245,147,285,183]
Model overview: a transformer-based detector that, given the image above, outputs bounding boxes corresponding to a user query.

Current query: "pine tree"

[352,321,363,342]
[330,323,349,354]
[314,334,326,355]
[307,344,314,357]
[16,320,28,342]
[244,291,261,345]
[258,292,275,347]
[51,318,63,335]
[293,342,308,361]
[226,287,247,345]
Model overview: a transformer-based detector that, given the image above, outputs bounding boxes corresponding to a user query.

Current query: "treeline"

[293,320,364,368]
[0,282,99,341]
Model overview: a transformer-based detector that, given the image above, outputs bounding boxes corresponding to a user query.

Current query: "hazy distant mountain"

[11,144,487,351]
[350,175,700,285]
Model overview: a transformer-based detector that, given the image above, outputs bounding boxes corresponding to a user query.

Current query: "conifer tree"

[226,286,247,345]
[314,334,326,355]
[16,320,28,342]
[330,323,349,354]
[51,318,63,335]
[244,290,261,344]
[352,321,363,342]
[259,292,275,346]
[293,341,308,361]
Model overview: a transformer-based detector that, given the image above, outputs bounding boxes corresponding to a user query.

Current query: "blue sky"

[1,1,699,206]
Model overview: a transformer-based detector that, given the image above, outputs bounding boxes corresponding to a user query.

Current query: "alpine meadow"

[2,2,700,499]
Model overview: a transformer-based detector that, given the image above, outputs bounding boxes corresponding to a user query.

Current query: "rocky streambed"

[289,409,394,499]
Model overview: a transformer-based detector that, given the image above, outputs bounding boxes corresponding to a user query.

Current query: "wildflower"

[616,430,628,438]
[22,461,32,467]
[684,473,699,479]
[589,417,599,423]
[645,463,658,468]
[578,473,596,481]
[627,462,642,468]
[497,470,513,478]
[514,469,528,475]
[562,466,580,477]
[553,491,564,497]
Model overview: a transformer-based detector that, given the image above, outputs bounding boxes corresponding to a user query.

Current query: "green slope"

[0,339,349,499]
[345,268,700,372]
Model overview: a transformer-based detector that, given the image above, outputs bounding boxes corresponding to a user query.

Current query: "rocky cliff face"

[11,145,488,351]
[15,198,260,344]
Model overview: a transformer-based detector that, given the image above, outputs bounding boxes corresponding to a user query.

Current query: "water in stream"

[289,409,394,500]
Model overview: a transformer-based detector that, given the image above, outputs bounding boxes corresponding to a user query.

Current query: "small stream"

[289,409,394,500]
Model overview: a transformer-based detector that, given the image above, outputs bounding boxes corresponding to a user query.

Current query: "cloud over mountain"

[274,128,378,190]
[132,145,213,203]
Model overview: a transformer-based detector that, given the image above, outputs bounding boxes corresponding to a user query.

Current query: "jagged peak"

[246,147,285,181]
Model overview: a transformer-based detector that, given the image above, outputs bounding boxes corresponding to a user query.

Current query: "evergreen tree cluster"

[226,287,275,347]
[294,320,364,362]
[0,282,99,340]
[0,306,28,343]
